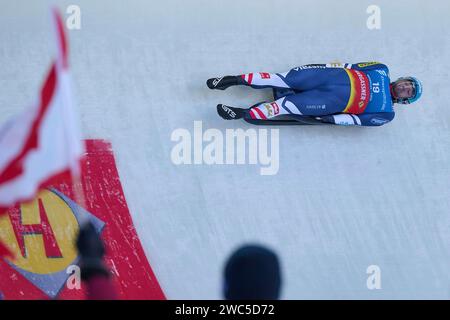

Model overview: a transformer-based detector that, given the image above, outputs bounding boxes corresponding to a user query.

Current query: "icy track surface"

[1,0,450,299]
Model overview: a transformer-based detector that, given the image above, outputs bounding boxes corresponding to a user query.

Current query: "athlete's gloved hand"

[76,221,109,280]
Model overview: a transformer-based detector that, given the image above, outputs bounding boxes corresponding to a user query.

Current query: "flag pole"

[52,8,89,227]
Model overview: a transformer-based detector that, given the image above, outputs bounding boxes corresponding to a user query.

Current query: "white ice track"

[1,0,450,299]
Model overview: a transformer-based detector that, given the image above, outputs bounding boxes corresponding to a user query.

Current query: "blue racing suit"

[241,62,394,126]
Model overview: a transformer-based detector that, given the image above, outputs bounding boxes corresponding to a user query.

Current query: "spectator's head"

[223,244,281,300]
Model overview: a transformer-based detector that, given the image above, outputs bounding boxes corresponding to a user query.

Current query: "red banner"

[0,140,165,300]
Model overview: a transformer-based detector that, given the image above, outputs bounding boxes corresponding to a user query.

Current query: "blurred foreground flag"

[0,242,11,258]
[0,9,84,256]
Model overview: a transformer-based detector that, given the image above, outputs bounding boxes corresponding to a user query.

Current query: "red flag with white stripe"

[0,9,84,256]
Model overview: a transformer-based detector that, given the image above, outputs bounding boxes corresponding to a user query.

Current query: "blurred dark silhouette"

[76,221,117,300]
[224,244,282,300]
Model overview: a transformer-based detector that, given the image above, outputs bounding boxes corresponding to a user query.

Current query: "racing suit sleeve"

[319,112,395,126]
